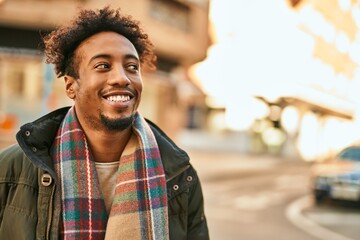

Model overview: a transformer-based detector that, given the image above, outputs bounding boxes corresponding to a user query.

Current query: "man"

[0,6,209,240]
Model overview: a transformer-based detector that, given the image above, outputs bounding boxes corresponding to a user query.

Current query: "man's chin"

[100,114,135,131]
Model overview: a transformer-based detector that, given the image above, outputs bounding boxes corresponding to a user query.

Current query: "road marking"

[234,192,287,210]
[286,195,356,240]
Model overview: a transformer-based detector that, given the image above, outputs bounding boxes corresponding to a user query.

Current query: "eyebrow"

[88,53,140,65]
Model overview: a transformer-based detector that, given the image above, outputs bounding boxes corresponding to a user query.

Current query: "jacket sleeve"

[187,168,209,240]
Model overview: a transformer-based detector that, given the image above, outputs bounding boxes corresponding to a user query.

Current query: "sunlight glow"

[281,106,300,135]
[338,0,351,12]
[297,112,320,161]
[192,0,360,160]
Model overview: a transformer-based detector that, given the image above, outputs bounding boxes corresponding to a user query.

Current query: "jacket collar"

[16,107,190,181]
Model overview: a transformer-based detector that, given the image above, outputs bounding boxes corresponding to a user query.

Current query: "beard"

[100,113,135,131]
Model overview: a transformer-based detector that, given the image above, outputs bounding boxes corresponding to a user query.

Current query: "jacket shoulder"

[0,144,38,184]
[0,144,26,163]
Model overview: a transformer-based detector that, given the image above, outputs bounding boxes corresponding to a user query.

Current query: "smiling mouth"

[106,95,132,102]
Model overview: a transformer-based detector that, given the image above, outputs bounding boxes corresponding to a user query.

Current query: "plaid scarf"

[51,107,169,240]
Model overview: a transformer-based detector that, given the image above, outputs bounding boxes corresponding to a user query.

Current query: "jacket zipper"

[166,164,190,182]
[46,185,55,240]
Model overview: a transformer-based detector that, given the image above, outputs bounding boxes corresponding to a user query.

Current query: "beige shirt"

[95,161,118,214]
[95,133,138,215]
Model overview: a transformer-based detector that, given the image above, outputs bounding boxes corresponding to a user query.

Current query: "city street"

[186,149,360,240]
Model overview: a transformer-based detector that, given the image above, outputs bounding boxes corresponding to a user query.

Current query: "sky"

[190,0,360,158]
[192,0,360,128]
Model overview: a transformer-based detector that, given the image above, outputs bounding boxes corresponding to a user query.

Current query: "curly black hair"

[43,6,156,78]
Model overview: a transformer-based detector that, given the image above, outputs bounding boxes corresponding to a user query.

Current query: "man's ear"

[64,75,76,99]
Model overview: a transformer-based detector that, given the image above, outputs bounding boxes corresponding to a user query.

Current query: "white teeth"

[106,95,131,102]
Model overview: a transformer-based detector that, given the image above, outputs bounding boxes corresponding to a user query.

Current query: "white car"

[311,146,360,204]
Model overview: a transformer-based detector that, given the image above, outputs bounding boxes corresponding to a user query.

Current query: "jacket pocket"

[0,206,37,240]
[0,182,38,240]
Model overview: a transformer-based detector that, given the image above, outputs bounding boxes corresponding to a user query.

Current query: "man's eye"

[95,63,109,69]
[128,64,139,72]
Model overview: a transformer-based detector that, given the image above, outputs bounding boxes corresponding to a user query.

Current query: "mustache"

[100,86,138,97]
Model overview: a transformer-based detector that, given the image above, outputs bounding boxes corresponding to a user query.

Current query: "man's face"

[65,31,143,132]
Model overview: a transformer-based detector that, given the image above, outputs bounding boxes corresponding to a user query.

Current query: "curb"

[286,195,355,240]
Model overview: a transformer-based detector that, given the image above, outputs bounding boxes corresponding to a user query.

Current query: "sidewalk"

[177,129,300,160]
[177,129,251,154]
[176,129,304,181]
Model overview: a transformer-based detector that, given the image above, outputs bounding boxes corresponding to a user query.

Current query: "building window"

[156,56,179,73]
[150,0,191,31]
[7,69,24,96]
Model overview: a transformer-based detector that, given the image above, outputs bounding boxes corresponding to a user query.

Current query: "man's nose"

[108,67,131,86]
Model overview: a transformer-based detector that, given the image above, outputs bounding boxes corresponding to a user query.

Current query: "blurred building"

[272,0,360,161]
[0,0,210,145]
[192,0,360,161]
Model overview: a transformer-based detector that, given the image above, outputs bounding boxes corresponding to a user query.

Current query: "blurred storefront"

[0,0,210,145]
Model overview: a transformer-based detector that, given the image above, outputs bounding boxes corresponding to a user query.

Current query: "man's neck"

[84,127,132,163]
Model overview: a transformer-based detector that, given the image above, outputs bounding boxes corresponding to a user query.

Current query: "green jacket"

[0,107,209,240]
